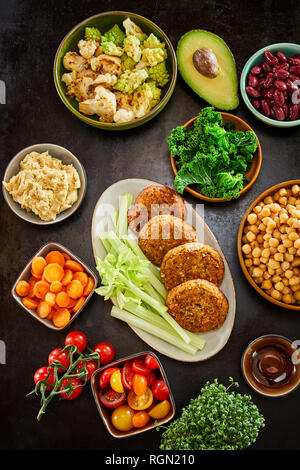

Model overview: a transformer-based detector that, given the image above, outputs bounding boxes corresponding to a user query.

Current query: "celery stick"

[116,193,133,236]
[111,307,197,355]
[123,301,205,351]
[122,234,161,280]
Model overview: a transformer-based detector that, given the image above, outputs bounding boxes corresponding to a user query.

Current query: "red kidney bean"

[251,65,261,75]
[264,50,278,66]
[261,99,271,117]
[252,99,261,110]
[273,105,285,120]
[270,107,276,119]
[274,89,285,106]
[256,78,265,90]
[268,99,275,107]
[246,86,261,99]
[274,80,287,91]
[289,74,299,82]
[261,61,272,73]
[276,51,287,62]
[282,102,289,117]
[266,87,275,99]
[274,69,290,80]
[286,80,298,93]
[273,62,289,71]
[290,104,299,121]
[248,74,258,87]
[290,65,300,76]
[290,58,300,66]
[263,73,274,88]
[294,54,300,60]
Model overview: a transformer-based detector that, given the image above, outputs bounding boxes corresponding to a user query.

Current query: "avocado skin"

[177,30,239,110]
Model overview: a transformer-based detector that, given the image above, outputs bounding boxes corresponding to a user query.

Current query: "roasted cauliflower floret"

[90,54,122,76]
[79,86,116,123]
[63,52,88,72]
[123,35,141,62]
[92,73,118,89]
[66,76,94,102]
[114,91,133,110]
[61,71,76,86]
[78,39,99,59]
[113,108,135,123]
[123,18,147,42]
[131,82,161,118]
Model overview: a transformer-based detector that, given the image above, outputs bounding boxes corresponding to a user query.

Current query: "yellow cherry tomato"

[110,370,124,393]
[127,387,153,410]
[132,374,148,396]
[148,400,171,419]
[111,405,134,431]
[132,411,150,428]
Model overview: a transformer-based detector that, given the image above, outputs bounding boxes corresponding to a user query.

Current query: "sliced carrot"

[83,277,95,297]
[37,301,51,318]
[45,292,56,307]
[33,280,50,299]
[15,280,30,297]
[56,291,71,308]
[47,308,54,320]
[66,280,84,299]
[31,256,47,276]
[67,298,77,309]
[61,269,73,286]
[29,276,37,286]
[73,296,85,313]
[45,251,65,267]
[28,285,35,298]
[43,263,64,283]
[50,280,62,293]
[53,308,71,328]
[22,297,38,310]
[31,269,42,279]
[63,252,71,261]
[73,271,88,287]
[64,259,84,272]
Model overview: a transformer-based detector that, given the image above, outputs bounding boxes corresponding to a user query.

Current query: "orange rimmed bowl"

[170,112,262,202]
[237,180,300,311]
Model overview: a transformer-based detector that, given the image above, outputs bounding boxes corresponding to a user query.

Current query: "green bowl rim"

[240,42,300,127]
[53,10,177,130]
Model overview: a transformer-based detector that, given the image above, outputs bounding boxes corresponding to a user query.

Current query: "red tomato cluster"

[98,354,171,432]
[34,331,115,401]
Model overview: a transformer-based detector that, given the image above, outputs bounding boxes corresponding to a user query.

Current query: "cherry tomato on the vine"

[93,342,115,365]
[152,379,169,401]
[145,354,159,370]
[59,377,83,400]
[99,367,120,389]
[75,360,98,381]
[65,331,87,353]
[48,348,70,372]
[34,366,56,390]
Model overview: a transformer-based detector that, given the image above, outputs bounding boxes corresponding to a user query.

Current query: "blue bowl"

[240,43,300,128]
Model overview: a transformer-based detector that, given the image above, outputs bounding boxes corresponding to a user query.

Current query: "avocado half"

[177,30,239,110]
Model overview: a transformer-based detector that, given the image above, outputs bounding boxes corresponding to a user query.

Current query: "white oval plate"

[91,178,236,362]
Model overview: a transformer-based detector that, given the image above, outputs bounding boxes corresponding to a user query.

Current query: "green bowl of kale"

[169,107,262,202]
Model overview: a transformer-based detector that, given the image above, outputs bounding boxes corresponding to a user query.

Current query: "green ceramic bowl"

[240,43,300,128]
[54,11,177,130]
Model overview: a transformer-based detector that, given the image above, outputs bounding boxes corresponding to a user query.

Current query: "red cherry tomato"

[121,361,134,390]
[93,342,115,365]
[152,379,169,401]
[59,377,83,400]
[65,331,87,353]
[34,366,55,390]
[48,348,70,372]
[132,359,151,376]
[99,388,126,409]
[75,360,98,381]
[147,371,156,387]
[145,354,159,370]
[99,367,120,389]
[133,374,148,396]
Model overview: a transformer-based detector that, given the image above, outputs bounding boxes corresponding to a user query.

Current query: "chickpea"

[252,267,263,278]
[253,258,260,266]
[262,280,272,290]
[279,196,287,205]
[291,184,300,195]
[274,252,284,262]
[261,248,270,258]
[279,188,287,197]
[293,220,300,229]
[284,253,294,262]
[280,212,289,224]
[283,239,293,248]
[294,239,300,250]
[292,258,300,267]
[270,289,282,300]
[258,223,266,232]
[242,244,251,255]
[294,291,300,301]
[285,270,293,279]
[288,197,296,205]
[246,231,256,243]
[281,261,290,271]
[245,259,252,268]
[248,224,259,234]
[268,259,280,270]
[261,207,271,218]
[289,276,300,286]
[263,272,271,280]
[263,233,271,241]
[252,247,261,258]
[282,294,292,304]
[260,257,268,265]
[253,205,262,214]
[282,286,291,295]
[264,196,273,204]
[270,203,281,213]
[277,244,286,253]
[274,281,284,292]
[289,247,297,255]
[269,237,279,248]
[257,234,264,244]
[247,213,257,225]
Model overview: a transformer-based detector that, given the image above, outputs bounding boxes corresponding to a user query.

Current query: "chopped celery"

[111,306,197,355]
[122,234,161,280]
[116,193,133,236]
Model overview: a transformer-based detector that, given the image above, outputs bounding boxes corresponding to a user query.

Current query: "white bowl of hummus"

[2,143,86,225]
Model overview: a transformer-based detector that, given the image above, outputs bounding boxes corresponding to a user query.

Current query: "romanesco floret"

[114,69,148,94]
[142,47,167,66]
[85,27,101,42]
[103,24,125,46]
[123,35,141,62]
[123,18,147,42]
[146,81,161,106]
[143,33,165,49]
[148,61,170,87]
[121,53,137,71]
[101,37,123,56]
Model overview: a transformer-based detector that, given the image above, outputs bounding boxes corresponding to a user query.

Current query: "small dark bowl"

[241,334,300,397]
[11,242,98,330]
[91,351,175,438]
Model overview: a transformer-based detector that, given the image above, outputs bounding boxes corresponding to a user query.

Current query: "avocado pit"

[193,47,219,78]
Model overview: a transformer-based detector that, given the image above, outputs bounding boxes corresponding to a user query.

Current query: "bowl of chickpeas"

[238,180,300,310]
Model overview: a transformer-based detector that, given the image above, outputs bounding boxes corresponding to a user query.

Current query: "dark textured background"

[0,0,299,451]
